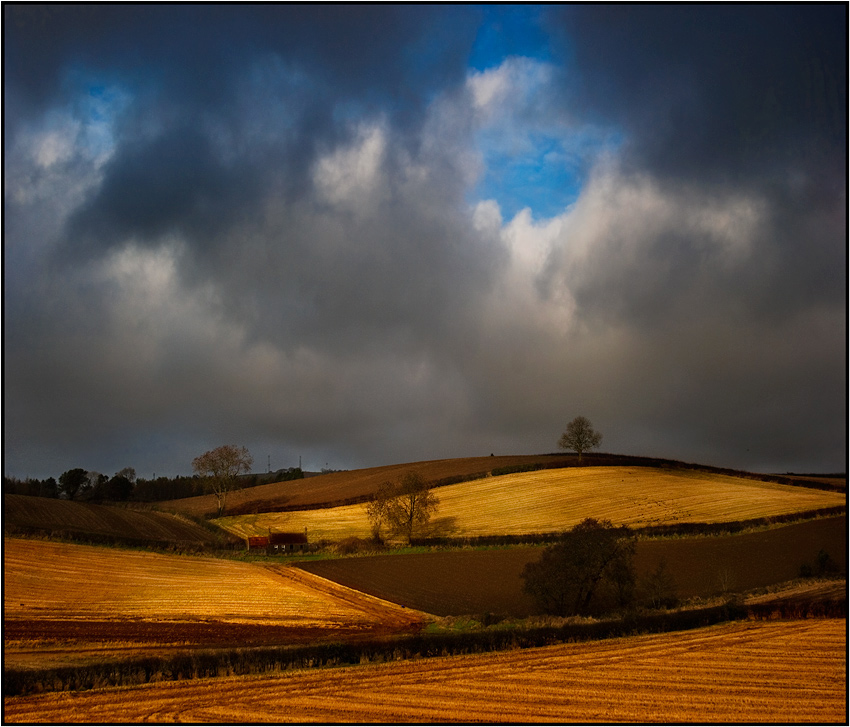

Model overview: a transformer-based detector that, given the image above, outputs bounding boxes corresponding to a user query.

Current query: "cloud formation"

[4,5,845,479]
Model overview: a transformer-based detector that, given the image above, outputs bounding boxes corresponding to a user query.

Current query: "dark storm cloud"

[7,3,480,248]
[4,3,479,143]
[551,4,846,184]
[68,126,255,251]
[3,4,496,478]
[4,5,845,480]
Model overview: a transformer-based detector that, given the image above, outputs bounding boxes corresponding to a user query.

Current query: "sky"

[4,4,846,480]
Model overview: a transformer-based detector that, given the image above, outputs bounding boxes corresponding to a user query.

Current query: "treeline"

[3,468,304,504]
[5,596,845,698]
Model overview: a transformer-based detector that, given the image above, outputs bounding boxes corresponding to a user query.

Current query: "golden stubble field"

[3,538,424,670]
[216,466,846,541]
[4,619,845,723]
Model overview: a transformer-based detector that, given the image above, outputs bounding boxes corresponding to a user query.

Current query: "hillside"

[158,453,844,519]
[2,494,234,548]
[4,537,424,672]
[159,454,570,517]
[215,466,847,543]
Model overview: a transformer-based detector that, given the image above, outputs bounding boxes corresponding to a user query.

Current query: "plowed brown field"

[4,620,844,723]
[297,516,847,616]
[3,494,224,545]
[3,538,423,670]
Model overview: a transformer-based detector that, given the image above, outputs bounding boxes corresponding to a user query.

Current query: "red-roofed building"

[246,535,269,550]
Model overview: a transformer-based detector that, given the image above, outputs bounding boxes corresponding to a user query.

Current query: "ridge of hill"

[159,454,567,518]
[3,494,237,548]
[159,453,845,519]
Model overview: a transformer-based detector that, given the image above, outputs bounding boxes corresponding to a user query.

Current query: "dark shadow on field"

[422,516,458,537]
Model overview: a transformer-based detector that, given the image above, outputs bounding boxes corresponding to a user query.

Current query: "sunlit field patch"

[4,620,844,723]
[4,537,425,672]
[4,537,421,626]
[216,466,846,542]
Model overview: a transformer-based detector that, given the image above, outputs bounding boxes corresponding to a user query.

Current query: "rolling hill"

[159,454,572,517]
[215,465,847,543]
[158,453,844,519]
[4,537,424,672]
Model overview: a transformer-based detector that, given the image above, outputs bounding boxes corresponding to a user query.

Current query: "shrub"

[334,537,379,555]
[522,519,636,617]
[816,549,838,575]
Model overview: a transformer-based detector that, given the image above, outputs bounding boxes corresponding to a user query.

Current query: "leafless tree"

[366,472,439,544]
[192,444,253,516]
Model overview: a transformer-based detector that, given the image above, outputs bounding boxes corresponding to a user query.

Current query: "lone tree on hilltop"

[366,472,439,544]
[558,415,602,462]
[521,518,636,617]
[192,444,253,516]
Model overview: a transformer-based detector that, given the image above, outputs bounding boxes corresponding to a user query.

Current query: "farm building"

[246,535,269,551]
[245,531,309,554]
[268,531,309,554]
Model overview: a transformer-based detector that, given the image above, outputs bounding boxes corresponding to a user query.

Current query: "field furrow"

[4,620,844,723]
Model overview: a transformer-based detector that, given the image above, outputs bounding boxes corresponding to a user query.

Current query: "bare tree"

[116,466,136,483]
[558,415,603,462]
[192,445,253,516]
[366,472,439,544]
[365,481,396,542]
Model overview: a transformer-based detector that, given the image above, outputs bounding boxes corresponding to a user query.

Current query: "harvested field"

[4,620,845,723]
[429,467,846,534]
[161,455,563,517]
[162,455,845,519]
[3,494,226,546]
[3,538,424,671]
[217,466,846,542]
[299,516,847,616]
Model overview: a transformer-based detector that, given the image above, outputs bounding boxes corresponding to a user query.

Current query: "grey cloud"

[67,127,257,254]
[4,6,845,480]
